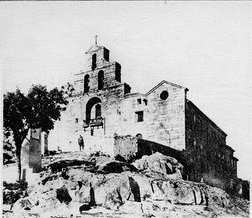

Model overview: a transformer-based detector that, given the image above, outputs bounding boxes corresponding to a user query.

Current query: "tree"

[3,84,70,181]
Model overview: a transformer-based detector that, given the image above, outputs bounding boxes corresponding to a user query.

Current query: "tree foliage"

[3,84,71,181]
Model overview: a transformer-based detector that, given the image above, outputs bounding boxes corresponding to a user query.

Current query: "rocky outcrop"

[4,152,250,218]
[132,152,183,179]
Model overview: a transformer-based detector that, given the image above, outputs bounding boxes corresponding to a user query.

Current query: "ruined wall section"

[21,128,42,173]
[114,135,184,165]
[114,135,138,160]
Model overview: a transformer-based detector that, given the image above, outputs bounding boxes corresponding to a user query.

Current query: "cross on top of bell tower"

[95,35,98,46]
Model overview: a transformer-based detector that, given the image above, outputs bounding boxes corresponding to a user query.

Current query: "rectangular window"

[75,118,78,123]
[193,115,196,122]
[135,111,144,122]
[137,98,142,104]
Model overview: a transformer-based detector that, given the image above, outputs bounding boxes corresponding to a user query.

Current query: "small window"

[143,99,148,105]
[135,111,144,122]
[160,90,169,100]
[75,118,78,123]
[137,98,141,104]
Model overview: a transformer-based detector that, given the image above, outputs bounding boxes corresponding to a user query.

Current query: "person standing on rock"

[78,135,84,151]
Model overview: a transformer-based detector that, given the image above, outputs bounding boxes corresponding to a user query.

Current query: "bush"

[3,181,28,204]
[3,181,28,191]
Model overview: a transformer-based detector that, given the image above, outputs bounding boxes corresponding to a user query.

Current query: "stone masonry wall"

[74,62,123,96]
[49,82,187,154]
[21,128,42,173]
[114,135,185,168]
[114,135,138,160]
[185,100,237,190]
[110,82,187,151]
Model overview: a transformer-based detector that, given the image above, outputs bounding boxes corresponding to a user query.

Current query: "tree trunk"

[17,154,22,182]
[16,145,22,182]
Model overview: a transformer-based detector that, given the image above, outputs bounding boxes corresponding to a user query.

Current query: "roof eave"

[146,80,188,96]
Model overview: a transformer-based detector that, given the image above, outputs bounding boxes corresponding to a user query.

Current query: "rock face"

[132,152,183,179]
[5,152,250,218]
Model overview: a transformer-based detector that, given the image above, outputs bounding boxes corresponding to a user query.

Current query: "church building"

[48,42,238,190]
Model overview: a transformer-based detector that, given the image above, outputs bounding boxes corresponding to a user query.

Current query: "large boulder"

[132,152,183,179]
[12,189,61,215]
[94,172,139,209]
[11,198,33,211]
[131,174,206,205]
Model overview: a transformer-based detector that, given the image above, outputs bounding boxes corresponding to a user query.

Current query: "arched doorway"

[86,97,102,124]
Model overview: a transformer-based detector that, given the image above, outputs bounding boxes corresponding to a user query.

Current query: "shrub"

[3,181,28,204]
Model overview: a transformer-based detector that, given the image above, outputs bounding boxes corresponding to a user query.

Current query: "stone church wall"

[48,81,187,153]
[108,82,187,151]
